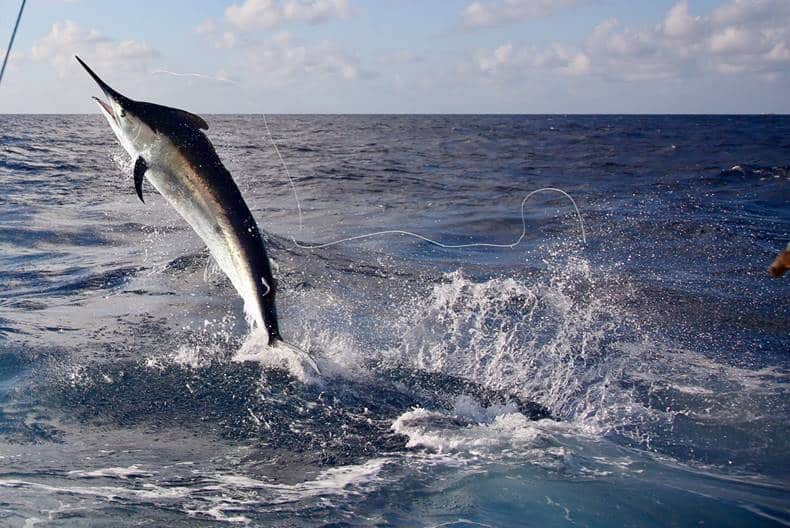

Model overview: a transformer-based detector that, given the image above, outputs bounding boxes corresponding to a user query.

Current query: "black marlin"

[76,56,287,348]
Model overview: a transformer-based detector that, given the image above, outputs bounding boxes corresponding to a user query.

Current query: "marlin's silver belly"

[75,55,285,345]
[141,138,267,329]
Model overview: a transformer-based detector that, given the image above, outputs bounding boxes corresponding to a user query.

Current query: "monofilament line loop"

[259,113,586,251]
[150,73,587,252]
[289,187,586,251]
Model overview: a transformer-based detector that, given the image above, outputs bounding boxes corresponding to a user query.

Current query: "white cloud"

[226,0,280,30]
[469,0,790,82]
[662,0,700,39]
[225,0,350,31]
[194,18,238,49]
[588,18,655,58]
[239,32,361,87]
[708,25,764,55]
[31,20,157,76]
[282,0,350,23]
[475,42,590,76]
[195,19,216,34]
[563,51,591,76]
[461,0,580,29]
[192,7,365,82]
[711,0,790,26]
[217,32,239,49]
[660,0,790,75]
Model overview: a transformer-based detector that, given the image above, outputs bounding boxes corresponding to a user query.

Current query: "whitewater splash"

[131,245,787,473]
[392,257,629,424]
[383,255,787,470]
[234,327,321,384]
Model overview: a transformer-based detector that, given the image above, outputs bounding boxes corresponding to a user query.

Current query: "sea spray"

[234,327,321,384]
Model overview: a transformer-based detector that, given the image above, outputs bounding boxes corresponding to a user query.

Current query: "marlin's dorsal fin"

[134,156,148,203]
[134,102,210,133]
[172,108,209,130]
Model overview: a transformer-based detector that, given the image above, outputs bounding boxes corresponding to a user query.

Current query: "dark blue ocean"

[0,114,788,526]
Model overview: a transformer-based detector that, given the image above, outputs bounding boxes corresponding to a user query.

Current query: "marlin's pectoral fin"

[133,156,148,203]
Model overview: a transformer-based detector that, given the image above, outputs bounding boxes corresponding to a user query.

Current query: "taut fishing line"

[263,113,304,230]
[150,69,588,254]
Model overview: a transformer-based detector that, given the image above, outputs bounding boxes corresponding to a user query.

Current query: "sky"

[0,0,789,113]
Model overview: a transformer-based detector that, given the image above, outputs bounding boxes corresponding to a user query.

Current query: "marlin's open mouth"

[75,55,124,124]
[91,95,116,122]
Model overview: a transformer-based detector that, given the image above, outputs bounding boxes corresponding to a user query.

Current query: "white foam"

[67,465,153,479]
[427,520,495,528]
[262,458,389,503]
[0,479,191,501]
[212,474,272,489]
[0,458,390,524]
[452,394,520,423]
[392,406,559,462]
[234,327,321,384]
[669,383,715,395]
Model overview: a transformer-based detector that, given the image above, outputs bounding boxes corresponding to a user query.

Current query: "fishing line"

[148,70,587,252]
[152,69,239,85]
[260,116,587,249]
[263,113,304,230]
[0,0,26,87]
[145,71,304,230]
[290,187,586,249]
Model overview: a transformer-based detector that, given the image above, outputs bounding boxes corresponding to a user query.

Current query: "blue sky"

[1,0,789,113]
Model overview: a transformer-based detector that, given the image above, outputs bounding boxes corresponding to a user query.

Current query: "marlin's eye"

[119,109,126,118]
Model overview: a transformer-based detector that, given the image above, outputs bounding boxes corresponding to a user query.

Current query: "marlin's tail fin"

[235,328,321,384]
[270,339,321,382]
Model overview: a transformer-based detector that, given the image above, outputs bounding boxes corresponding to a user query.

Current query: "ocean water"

[0,114,788,527]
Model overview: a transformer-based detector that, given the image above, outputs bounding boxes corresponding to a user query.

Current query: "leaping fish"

[76,56,290,350]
